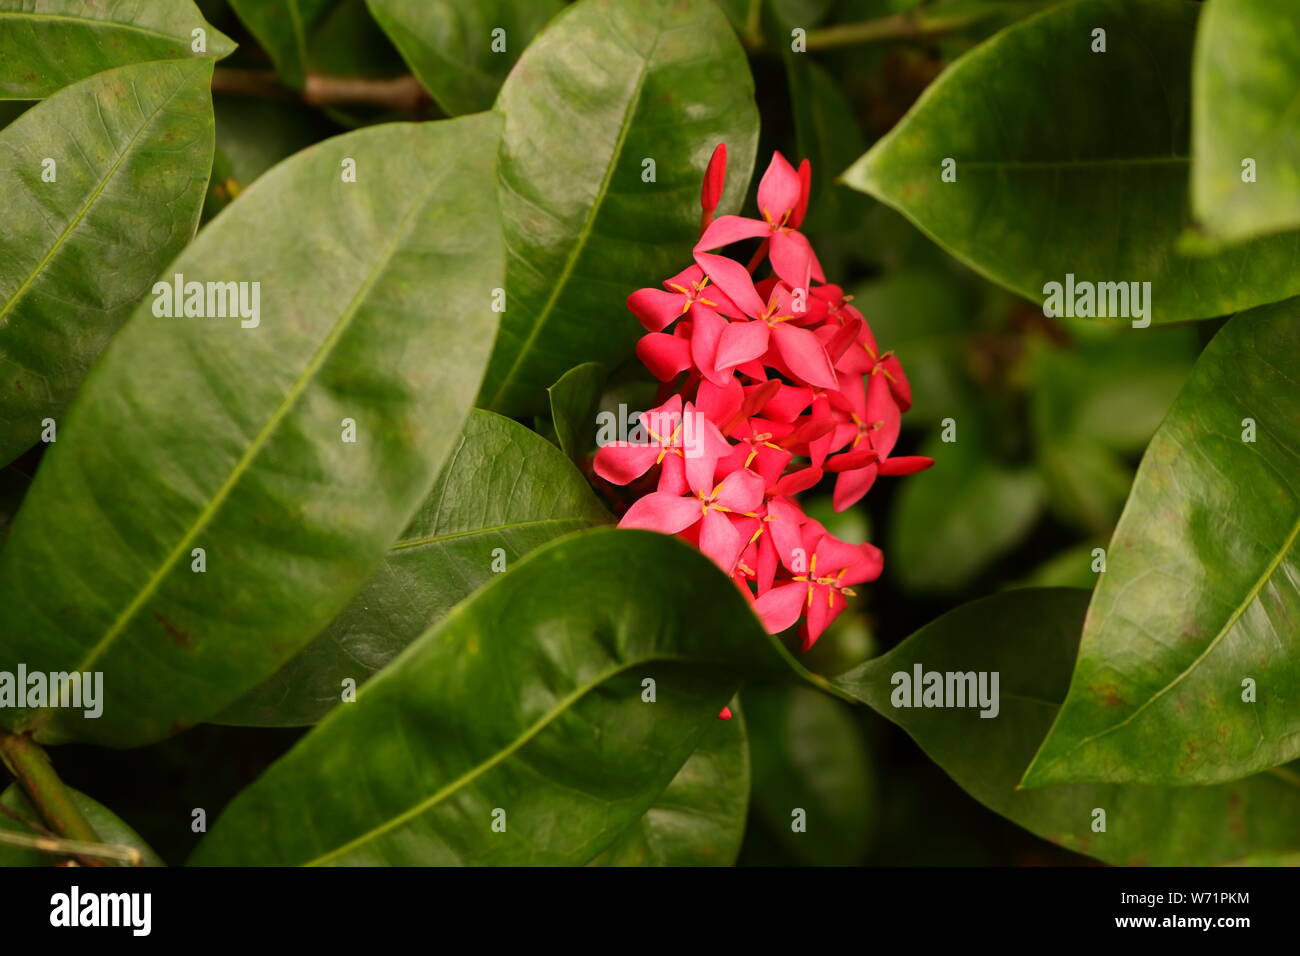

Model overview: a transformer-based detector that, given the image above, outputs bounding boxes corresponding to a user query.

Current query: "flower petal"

[879,455,934,476]
[593,442,661,485]
[715,319,770,372]
[714,467,766,513]
[772,323,838,389]
[699,508,744,572]
[627,287,685,332]
[636,332,692,381]
[832,464,878,512]
[619,493,701,535]
[757,151,801,223]
[753,581,807,634]
[695,214,770,251]
[701,143,727,215]
[695,252,766,317]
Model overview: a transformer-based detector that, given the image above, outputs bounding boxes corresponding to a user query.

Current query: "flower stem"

[802,7,999,51]
[0,728,99,845]
[211,67,430,112]
[0,827,142,866]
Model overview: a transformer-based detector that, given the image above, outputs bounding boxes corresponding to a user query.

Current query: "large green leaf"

[838,589,1300,866]
[744,683,874,865]
[843,0,1300,323]
[0,783,163,867]
[0,59,215,468]
[0,114,505,748]
[219,409,611,727]
[189,530,793,866]
[1024,304,1300,786]
[0,0,234,99]
[1192,0,1300,243]
[478,0,760,416]
[591,705,751,866]
[367,0,563,116]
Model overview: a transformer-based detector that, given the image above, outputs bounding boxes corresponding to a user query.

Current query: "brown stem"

[212,67,430,112]
[0,728,103,866]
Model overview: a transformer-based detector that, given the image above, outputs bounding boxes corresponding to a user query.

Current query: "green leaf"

[1024,303,1300,786]
[478,0,760,416]
[837,588,1300,866]
[0,783,164,866]
[1192,0,1300,243]
[367,0,563,116]
[591,705,751,866]
[188,529,794,866]
[843,0,1300,323]
[0,113,505,748]
[745,683,874,865]
[0,0,234,99]
[891,431,1043,593]
[219,410,611,727]
[547,361,605,466]
[226,0,333,89]
[0,59,216,468]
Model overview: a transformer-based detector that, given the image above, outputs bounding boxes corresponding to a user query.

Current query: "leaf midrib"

[59,135,441,683]
[1062,509,1300,754]
[389,515,600,552]
[0,63,195,329]
[483,7,663,409]
[0,10,191,45]
[304,652,688,866]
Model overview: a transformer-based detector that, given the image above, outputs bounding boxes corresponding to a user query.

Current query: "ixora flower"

[599,145,933,651]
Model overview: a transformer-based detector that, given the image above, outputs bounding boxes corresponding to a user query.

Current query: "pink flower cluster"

[595,146,932,651]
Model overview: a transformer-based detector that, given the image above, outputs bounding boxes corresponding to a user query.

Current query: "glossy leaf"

[0,783,163,866]
[0,59,215,468]
[547,361,605,466]
[745,683,874,865]
[843,0,1300,323]
[189,529,794,866]
[837,589,1300,866]
[591,705,751,866]
[1192,0,1300,243]
[1024,303,1300,786]
[220,410,611,726]
[0,114,505,748]
[0,0,233,99]
[478,0,760,416]
[367,0,563,116]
